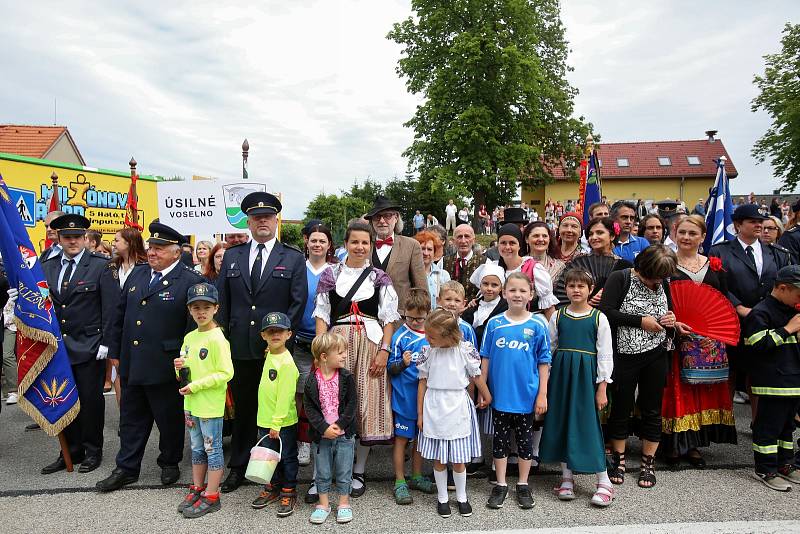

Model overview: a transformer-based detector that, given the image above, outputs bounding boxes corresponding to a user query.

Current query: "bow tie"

[376,237,394,248]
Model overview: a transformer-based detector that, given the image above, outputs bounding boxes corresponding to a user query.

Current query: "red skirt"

[661,350,737,454]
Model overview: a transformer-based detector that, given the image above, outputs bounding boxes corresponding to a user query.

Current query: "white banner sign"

[156,179,273,235]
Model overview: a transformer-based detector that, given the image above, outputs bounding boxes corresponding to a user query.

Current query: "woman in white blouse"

[314,221,400,496]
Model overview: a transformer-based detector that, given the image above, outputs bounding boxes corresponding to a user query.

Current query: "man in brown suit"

[365,196,426,315]
[444,224,485,302]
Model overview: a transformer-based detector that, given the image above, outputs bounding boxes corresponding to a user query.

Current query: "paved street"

[1,399,798,533]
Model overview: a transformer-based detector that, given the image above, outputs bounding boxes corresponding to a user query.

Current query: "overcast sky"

[3,1,797,218]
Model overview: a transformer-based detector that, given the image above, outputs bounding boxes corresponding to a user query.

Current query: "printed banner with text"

[157,179,274,235]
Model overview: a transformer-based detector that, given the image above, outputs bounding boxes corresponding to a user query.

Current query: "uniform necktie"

[61,259,75,292]
[251,243,265,289]
[149,271,163,288]
[745,245,756,270]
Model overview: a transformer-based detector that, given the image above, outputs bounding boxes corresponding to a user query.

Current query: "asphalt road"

[1,398,798,533]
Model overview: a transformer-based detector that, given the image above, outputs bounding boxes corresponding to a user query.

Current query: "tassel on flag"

[44,172,60,249]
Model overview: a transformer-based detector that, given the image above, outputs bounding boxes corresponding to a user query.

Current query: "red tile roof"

[550,138,737,180]
[0,125,85,165]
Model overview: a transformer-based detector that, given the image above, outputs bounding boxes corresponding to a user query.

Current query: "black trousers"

[115,377,184,475]
[607,346,668,443]
[229,358,265,471]
[62,359,106,460]
[752,395,800,475]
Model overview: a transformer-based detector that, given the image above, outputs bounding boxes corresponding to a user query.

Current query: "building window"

[687,156,701,165]
[658,156,671,166]
[617,158,629,167]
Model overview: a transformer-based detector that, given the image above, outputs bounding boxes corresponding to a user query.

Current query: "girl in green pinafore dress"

[540,269,615,507]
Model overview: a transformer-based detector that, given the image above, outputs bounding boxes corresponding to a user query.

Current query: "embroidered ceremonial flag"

[124,173,143,230]
[702,157,735,253]
[0,174,79,436]
[581,149,602,226]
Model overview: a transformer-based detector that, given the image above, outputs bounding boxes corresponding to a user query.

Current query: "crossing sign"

[8,187,35,227]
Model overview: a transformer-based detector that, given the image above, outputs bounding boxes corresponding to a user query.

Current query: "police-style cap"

[732,204,767,222]
[50,214,90,236]
[187,282,219,305]
[261,311,291,331]
[656,199,679,219]
[776,265,800,287]
[147,221,188,246]
[241,191,282,216]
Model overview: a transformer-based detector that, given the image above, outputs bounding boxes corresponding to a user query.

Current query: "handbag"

[679,333,729,385]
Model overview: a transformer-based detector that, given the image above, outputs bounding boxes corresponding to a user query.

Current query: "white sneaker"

[298,441,311,466]
[6,392,18,405]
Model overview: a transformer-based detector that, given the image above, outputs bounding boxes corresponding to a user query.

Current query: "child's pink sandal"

[590,483,613,507]
[553,478,575,501]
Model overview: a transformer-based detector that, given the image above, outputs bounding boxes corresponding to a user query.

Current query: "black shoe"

[350,473,366,497]
[161,466,180,485]
[96,468,138,492]
[25,423,41,431]
[41,456,68,475]
[446,468,455,491]
[276,488,297,517]
[516,484,534,509]
[486,485,508,509]
[78,456,102,473]
[488,470,497,485]
[437,501,452,518]
[466,462,483,476]
[457,500,473,516]
[304,483,319,504]
[221,470,245,493]
[183,494,221,518]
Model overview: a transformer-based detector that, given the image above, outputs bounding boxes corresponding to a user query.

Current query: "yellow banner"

[0,154,159,254]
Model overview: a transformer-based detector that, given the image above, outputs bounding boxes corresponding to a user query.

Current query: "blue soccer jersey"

[388,324,429,420]
[480,312,551,414]
[459,317,477,346]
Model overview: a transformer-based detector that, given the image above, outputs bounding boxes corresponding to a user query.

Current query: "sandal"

[590,483,614,507]
[608,452,626,485]
[638,454,657,488]
[553,478,575,501]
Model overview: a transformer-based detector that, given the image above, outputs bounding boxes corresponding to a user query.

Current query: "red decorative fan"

[669,280,740,345]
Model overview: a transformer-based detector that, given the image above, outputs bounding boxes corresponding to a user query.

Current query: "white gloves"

[96,345,109,360]
[7,287,18,304]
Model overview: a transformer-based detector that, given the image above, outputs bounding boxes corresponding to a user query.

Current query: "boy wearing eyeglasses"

[387,288,436,505]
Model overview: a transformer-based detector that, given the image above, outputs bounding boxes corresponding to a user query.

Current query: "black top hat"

[502,207,528,225]
[241,192,282,216]
[148,221,188,246]
[732,204,767,222]
[365,196,401,219]
[50,214,90,236]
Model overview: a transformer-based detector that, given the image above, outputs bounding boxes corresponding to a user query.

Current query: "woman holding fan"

[661,215,737,466]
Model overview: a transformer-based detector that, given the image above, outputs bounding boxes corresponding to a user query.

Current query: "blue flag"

[582,150,602,226]
[702,157,735,254]
[0,174,79,436]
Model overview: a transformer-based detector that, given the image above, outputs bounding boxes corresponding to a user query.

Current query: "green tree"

[279,223,304,250]
[751,23,800,190]
[388,0,592,220]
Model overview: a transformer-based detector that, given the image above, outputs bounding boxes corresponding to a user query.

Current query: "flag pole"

[58,433,74,472]
[242,139,249,180]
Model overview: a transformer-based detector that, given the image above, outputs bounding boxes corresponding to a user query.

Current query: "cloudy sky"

[3,1,797,218]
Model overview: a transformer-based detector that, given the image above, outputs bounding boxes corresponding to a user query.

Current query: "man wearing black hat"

[96,221,204,491]
[216,191,307,493]
[709,204,793,413]
[365,195,426,316]
[777,199,800,264]
[485,207,528,261]
[656,199,682,251]
[39,214,110,474]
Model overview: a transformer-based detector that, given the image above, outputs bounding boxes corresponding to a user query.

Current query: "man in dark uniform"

[96,222,203,491]
[777,199,800,264]
[217,192,307,493]
[709,204,794,414]
[656,199,682,251]
[40,214,110,474]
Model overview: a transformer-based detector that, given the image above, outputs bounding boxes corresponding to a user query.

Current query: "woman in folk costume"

[314,221,400,497]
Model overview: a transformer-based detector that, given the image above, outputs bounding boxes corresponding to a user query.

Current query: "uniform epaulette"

[89,252,111,260]
[788,226,800,233]
[226,241,249,250]
[283,243,304,254]
[766,242,792,255]
[182,264,204,278]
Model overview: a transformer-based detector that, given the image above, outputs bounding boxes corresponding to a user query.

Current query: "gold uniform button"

[61,319,66,324]
[250,321,255,326]
[136,320,142,326]
[63,333,68,337]
[251,306,256,310]
[61,304,66,308]
[141,300,146,305]
[133,340,139,346]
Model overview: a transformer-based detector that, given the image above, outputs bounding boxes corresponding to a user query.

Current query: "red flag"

[44,175,61,250]
[576,157,588,218]
[124,173,142,230]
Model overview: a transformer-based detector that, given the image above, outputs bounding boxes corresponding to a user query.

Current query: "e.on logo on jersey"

[495,337,530,351]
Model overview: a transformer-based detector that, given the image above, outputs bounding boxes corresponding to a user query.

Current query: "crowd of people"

[2,190,800,524]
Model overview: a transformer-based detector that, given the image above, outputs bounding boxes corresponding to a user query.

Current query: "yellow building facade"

[0,153,158,254]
